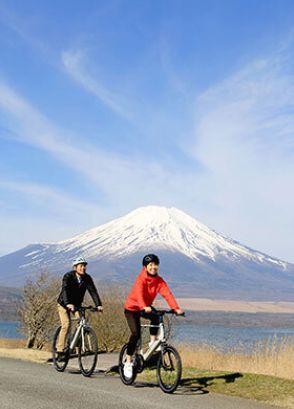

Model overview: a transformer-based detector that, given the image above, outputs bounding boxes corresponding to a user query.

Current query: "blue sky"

[0,0,294,262]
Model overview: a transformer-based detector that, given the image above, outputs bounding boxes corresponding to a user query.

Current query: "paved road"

[0,358,279,409]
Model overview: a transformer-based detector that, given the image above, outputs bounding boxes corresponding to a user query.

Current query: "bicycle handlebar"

[141,306,185,317]
[73,305,100,313]
[159,309,185,317]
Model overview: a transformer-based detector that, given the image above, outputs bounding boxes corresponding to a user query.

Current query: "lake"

[0,321,23,339]
[171,311,294,351]
[1,311,294,351]
[173,322,294,351]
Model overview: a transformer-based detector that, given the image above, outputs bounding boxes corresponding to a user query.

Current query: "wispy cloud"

[0,81,128,191]
[0,179,103,254]
[190,50,294,259]
[0,179,101,216]
[159,35,189,97]
[0,79,196,212]
[61,49,134,121]
[0,3,53,59]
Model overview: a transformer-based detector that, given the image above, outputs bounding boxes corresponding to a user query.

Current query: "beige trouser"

[57,304,80,352]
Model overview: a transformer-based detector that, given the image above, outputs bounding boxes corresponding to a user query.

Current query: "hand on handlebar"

[66,304,75,312]
[175,308,185,316]
[143,306,152,314]
[88,306,103,313]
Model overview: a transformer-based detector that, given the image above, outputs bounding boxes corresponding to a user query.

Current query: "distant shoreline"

[177,298,294,313]
[1,297,294,323]
[158,298,294,313]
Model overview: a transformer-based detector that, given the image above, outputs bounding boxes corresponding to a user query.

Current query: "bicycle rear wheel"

[157,345,182,393]
[118,344,138,385]
[78,327,98,377]
[52,326,69,372]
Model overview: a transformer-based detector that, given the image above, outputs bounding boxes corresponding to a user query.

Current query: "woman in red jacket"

[123,254,184,378]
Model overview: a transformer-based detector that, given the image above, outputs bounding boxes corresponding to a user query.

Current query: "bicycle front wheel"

[157,345,182,393]
[52,326,69,372]
[78,327,98,377]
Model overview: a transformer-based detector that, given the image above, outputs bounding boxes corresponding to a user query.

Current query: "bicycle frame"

[119,308,184,392]
[69,310,89,351]
[139,315,167,361]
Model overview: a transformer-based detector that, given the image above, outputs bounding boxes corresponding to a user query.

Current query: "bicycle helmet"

[142,254,160,267]
[72,256,87,267]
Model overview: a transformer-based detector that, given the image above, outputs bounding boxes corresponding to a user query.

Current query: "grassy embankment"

[140,369,294,409]
[0,338,51,363]
[140,337,294,408]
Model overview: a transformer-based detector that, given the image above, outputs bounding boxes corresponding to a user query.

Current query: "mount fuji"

[0,206,293,301]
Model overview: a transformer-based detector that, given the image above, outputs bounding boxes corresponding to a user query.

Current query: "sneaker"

[57,352,66,362]
[123,362,133,379]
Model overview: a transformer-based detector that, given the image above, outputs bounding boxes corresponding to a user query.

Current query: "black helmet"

[142,254,160,267]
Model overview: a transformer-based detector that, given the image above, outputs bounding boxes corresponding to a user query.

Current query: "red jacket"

[124,267,179,312]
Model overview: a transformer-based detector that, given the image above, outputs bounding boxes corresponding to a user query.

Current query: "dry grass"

[179,337,294,380]
[0,338,26,349]
[0,338,50,363]
[0,347,51,363]
[87,286,129,352]
[140,369,294,409]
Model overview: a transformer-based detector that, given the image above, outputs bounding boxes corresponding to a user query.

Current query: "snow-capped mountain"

[0,206,293,300]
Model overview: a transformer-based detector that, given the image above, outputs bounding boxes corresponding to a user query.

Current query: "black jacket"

[57,271,102,308]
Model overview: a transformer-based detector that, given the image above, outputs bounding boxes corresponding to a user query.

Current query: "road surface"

[0,357,279,409]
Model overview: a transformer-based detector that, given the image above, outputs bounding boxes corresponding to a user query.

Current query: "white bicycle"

[119,307,185,393]
[52,306,99,377]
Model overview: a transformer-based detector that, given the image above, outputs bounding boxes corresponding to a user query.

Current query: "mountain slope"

[0,206,293,300]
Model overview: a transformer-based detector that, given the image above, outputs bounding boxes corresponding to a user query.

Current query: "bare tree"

[19,272,59,349]
[88,285,129,352]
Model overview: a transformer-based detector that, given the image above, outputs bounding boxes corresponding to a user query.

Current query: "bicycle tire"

[157,345,182,393]
[78,327,98,377]
[52,326,70,372]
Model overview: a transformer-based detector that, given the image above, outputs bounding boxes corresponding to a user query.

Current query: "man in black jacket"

[56,256,103,355]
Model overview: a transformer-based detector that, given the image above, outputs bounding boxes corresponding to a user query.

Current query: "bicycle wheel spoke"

[164,351,175,370]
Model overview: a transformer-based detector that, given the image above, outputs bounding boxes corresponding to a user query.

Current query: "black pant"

[124,309,160,355]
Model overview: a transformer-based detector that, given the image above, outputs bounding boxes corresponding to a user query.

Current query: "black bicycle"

[119,308,185,393]
[52,306,99,377]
